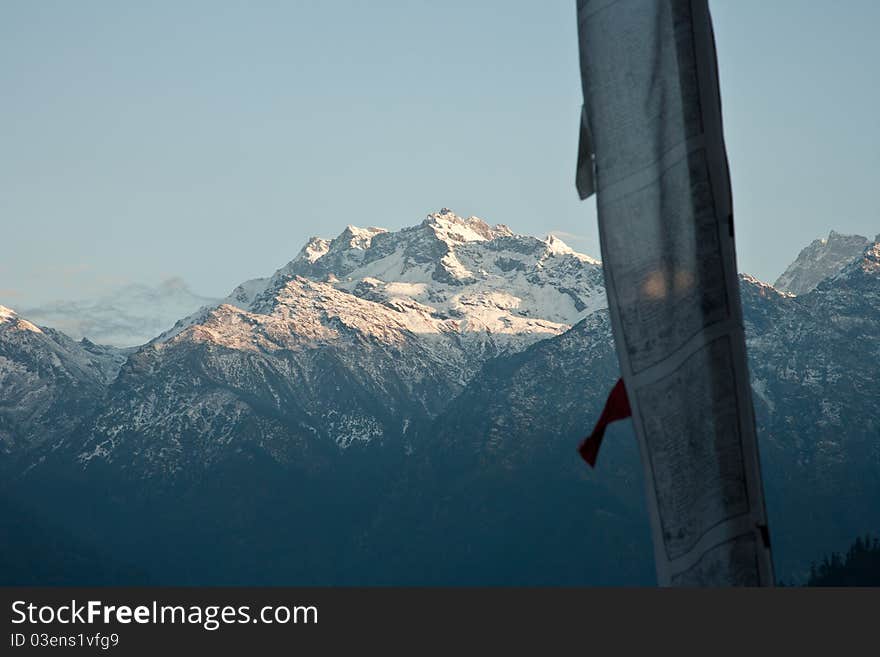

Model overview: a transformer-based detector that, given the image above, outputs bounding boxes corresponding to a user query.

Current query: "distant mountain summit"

[774,231,870,295]
[158,208,606,353]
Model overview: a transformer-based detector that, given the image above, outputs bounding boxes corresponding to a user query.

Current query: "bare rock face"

[774,231,870,295]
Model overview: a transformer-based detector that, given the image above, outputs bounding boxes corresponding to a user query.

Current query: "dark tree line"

[806,534,880,586]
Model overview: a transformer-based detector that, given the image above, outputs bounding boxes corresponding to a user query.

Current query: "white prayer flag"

[576,0,774,585]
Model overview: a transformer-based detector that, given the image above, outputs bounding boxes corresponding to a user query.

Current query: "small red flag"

[578,378,631,468]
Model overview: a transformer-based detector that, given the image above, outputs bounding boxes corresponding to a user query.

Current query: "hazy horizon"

[3,212,872,310]
[2,0,878,305]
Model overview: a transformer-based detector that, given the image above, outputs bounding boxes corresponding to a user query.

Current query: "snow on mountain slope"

[158,209,606,354]
[774,231,871,295]
[21,278,218,347]
[0,306,128,384]
[0,306,128,458]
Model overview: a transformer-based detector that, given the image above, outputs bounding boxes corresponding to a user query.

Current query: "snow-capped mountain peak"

[298,237,331,263]
[336,225,388,250]
[774,230,871,295]
[154,210,608,379]
[542,233,600,264]
[544,233,570,253]
[0,305,42,333]
[0,304,18,322]
[421,208,513,245]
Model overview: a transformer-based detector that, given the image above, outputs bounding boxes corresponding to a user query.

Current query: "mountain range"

[1,213,877,585]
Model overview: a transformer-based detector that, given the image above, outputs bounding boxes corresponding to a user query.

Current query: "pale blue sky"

[2,1,878,304]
